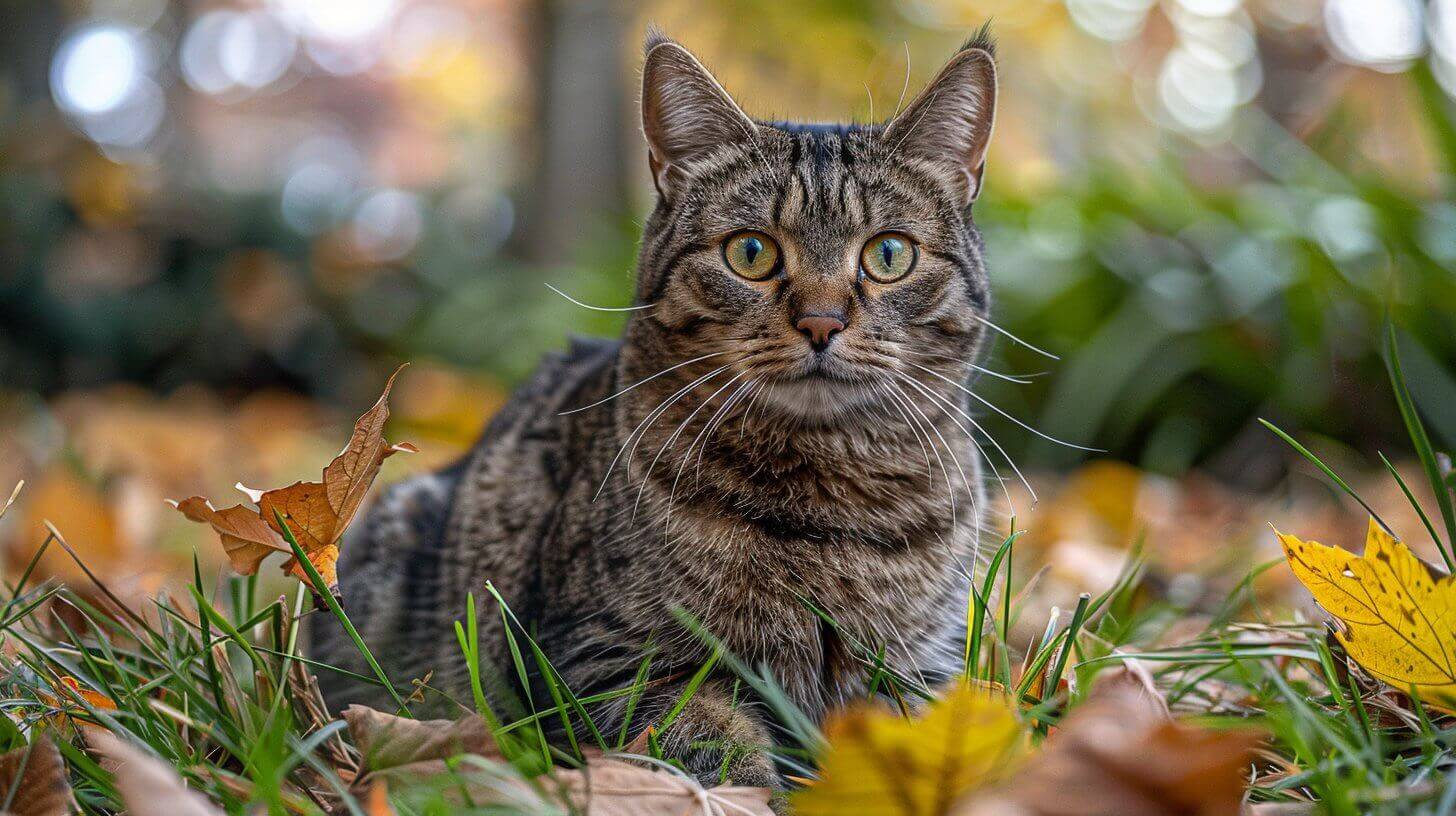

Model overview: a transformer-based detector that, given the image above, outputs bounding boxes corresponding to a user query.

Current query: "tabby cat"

[313,27,1000,790]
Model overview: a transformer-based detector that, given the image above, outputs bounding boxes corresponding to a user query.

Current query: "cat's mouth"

[785,355,858,384]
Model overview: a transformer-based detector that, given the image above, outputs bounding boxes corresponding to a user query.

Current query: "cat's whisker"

[561,352,727,415]
[637,370,748,519]
[675,378,757,507]
[914,354,1039,385]
[738,379,770,440]
[888,380,971,526]
[893,41,912,118]
[906,361,1101,453]
[624,364,735,475]
[694,379,758,481]
[895,373,1007,519]
[873,380,931,474]
[972,314,1060,360]
[544,283,655,312]
[886,380,962,534]
[594,363,733,502]
[898,368,1038,506]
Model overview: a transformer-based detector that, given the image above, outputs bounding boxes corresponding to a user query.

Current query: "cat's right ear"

[641,30,756,199]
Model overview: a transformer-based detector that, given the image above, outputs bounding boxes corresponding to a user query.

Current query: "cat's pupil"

[743,238,761,264]
[881,239,898,267]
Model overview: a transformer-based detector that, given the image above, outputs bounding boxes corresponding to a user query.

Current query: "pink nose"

[795,314,846,350]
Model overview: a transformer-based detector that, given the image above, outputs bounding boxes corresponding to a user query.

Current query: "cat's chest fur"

[567,399,979,714]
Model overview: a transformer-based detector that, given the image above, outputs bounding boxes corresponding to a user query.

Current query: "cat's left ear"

[641,30,757,198]
[884,35,998,206]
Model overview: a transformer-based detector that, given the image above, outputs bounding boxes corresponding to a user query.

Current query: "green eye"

[861,232,917,283]
[722,231,780,280]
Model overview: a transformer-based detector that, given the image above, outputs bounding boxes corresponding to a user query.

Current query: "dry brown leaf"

[342,707,772,815]
[0,737,73,816]
[174,365,414,587]
[46,675,118,712]
[343,704,499,772]
[955,669,1261,816]
[554,758,775,816]
[16,468,127,587]
[366,779,397,816]
[89,730,222,816]
[169,496,288,576]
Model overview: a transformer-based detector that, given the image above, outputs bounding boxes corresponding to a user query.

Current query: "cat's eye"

[860,232,917,283]
[722,231,780,281]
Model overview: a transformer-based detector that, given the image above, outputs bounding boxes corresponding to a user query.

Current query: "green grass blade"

[1259,418,1393,536]
[1379,452,1446,557]
[272,510,409,714]
[658,649,721,734]
[1385,325,1456,570]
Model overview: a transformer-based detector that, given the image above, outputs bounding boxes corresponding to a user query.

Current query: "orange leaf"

[169,496,288,576]
[173,365,414,589]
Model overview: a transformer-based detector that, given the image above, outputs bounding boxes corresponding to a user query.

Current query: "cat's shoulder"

[470,334,620,449]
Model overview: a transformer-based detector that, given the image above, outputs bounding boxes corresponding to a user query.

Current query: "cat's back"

[315,336,620,708]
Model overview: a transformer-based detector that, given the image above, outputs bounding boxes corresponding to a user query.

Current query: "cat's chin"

[755,373,882,425]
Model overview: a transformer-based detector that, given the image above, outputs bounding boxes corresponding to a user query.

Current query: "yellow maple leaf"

[174,365,415,588]
[1276,519,1456,709]
[793,684,1025,816]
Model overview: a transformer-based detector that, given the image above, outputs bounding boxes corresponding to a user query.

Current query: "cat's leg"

[600,678,778,790]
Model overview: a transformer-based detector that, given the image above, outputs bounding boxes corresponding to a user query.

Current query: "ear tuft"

[643,24,673,57]
[884,27,998,206]
[959,21,996,60]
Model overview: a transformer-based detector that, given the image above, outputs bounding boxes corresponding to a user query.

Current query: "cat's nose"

[795,314,846,351]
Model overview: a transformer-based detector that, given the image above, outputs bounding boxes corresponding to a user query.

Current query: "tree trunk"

[518,0,633,266]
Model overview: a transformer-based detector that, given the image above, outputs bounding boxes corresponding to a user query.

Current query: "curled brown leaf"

[0,737,72,816]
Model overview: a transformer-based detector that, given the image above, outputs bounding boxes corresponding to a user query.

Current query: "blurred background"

[1,0,1454,615]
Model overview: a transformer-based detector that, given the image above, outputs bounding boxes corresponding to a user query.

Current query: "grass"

[0,329,1453,814]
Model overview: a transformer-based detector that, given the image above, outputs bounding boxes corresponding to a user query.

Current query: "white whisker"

[973,314,1059,360]
[890,380,971,498]
[875,381,931,474]
[545,283,655,312]
[907,361,1101,453]
[887,380,964,533]
[636,370,748,518]
[594,364,732,501]
[561,352,725,415]
[896,372,1019,511]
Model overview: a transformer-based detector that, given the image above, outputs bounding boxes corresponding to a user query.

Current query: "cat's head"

[628,28,997,423]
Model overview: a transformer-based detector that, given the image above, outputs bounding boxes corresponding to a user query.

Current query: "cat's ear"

[884,32,998,206]
[641,30,756,198]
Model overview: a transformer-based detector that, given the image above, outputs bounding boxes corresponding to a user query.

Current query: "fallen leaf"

[174,366,414,588]
[793,683,1025,816]
[342,706,773,815]
[0,737,72,816]
[169,496,289,578]
[89,730,222,816]
[954,669,1261,816]
[1276,519,1456,708]
[55,675,118,711]
[343,704,499,772]
[366,779,396,816]
[16,467,127,587]
[555,758,775,816]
